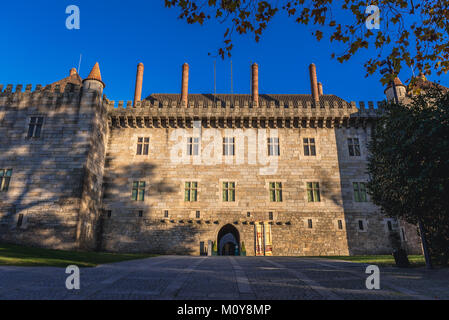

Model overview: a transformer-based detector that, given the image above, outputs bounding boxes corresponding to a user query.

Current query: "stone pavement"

[0,256,447,300]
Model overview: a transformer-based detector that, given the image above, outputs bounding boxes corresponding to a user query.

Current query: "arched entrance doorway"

[217,224,240,256]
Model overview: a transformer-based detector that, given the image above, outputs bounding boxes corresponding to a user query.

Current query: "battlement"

[0,83,106,110]
[0,83,84,95]
[106,95,384,129]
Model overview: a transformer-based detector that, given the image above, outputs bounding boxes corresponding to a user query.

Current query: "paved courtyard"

[0,256,447,300]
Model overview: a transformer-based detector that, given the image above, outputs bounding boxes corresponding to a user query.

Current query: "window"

[401,227,407,241]
[387,220,393,231]
[106,210,112,218]
[223,137,235,156]
[222,182,236,202]
[308,219,313,229]
[138,210,143,217]
[307,182,321,202]
[136,137,150,155]
[17,214,24,227]
[0,169,12,192]
[358,220,365,231]
[27,117,43,138]
[269,182,283,202]
[196,211,201,219]
[348,138,361,156]
[268,138,280,156]
[164,210,169,218]
[131,181,145,201]
[247,212,251,217]
[353,182,368,202]
[184,182,198,202]
[303,138,316,156]
[338,220,343,230]
[187,137,200,156]
[269,212,273,220]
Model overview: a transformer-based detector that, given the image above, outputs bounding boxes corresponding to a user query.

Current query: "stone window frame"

[347,136,362,157]
[136,137,150,156]
[223,137,236,156]
[131,133,151,159]
[187,136,200,156]
[302,180,327,207]
[265,180,287,207]
[352,181,369,203]
[333,218,346,231]
[0,168,13,192]
[219,179,237,205]
[298,130,323,161]
[303,137,317,157]
[383,218,398,233]
[303,217,318,231]
[131,181,146,202]
[24,114,46,140]
[180,179,202,204]
[268,181,283,202]
[356,218,368,233]
[267,137,280,157]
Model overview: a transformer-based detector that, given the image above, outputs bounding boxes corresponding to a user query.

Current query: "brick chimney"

[318,82,323,96]
[181,63,189,106]
[134,63,144,106]
[309,63,319,103]
[70,68,77,76]
[252,63,259,106]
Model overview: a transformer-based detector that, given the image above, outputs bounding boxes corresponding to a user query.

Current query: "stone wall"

[100,123,418,255]
[0,87,102,250]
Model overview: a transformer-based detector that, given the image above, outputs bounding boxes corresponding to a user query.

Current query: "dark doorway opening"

[217,224,240,256]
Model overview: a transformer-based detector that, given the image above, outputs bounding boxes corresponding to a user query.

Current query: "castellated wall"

[100,108,421,255]
[0,84,106,250]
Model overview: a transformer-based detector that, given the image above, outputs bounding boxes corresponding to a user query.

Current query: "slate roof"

[145,93,349,108]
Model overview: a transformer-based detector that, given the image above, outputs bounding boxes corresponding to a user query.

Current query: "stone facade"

[0,67,423,256]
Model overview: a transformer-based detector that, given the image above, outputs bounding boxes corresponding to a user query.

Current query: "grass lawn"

[0,243,156,268]
[311,255,425,266]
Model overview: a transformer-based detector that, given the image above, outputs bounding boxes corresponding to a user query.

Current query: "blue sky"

[1,1,447,103]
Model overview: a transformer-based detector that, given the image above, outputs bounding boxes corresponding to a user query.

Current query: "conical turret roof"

[83,62,105,88]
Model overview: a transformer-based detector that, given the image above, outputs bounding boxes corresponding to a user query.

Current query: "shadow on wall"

[100,159,202,254]
[334,122,393,255]
[0,93,99,250]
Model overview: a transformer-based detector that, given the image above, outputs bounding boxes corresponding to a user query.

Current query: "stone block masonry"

[0,63,422,256]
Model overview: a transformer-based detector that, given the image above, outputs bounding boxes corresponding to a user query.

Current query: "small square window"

[247,212,251,217]
[358,220,365,231]
[138,210,143,217]
[338,220,343,230]
[308,219,313,229]
[387,220,393,231]
[17,214,24,227]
